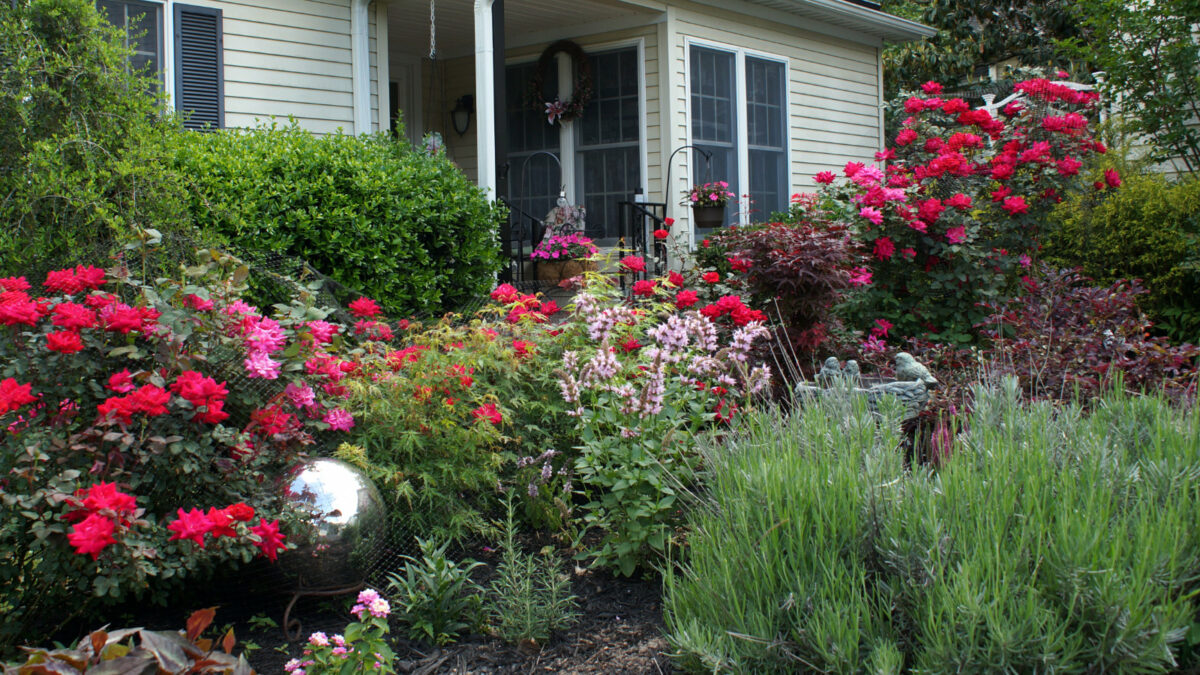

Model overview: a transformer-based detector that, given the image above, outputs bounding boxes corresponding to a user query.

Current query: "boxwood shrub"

[1046,171,1200,344]
[173,123,506,315]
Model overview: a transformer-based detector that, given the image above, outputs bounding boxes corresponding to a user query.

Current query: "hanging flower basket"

[691,204,726,229]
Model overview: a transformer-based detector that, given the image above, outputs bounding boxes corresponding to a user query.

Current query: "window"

[689,44,788,232]
[97,1,162,80]
[96,1,224,129]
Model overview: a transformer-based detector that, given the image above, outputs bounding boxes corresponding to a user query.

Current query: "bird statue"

[894,352,937,388]
[842,359,860,380]
[816,357,842,383]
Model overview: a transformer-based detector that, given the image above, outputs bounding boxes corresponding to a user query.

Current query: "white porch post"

[474,0,498,197]
[350,0,372,134]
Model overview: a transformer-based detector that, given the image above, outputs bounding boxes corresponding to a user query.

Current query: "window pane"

[577,47,641,242]
[746,57,787,220]
[95,1,162,81]
[691,47,739,237]
[506,62,562,232]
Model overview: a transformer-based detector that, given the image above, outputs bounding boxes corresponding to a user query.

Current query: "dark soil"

[245,571,673,674]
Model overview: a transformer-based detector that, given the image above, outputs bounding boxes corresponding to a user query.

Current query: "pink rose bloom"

[945,226,967,244]
[285,382,317,409]
[859,206,884,225]
[814,171,836,184]
[1019,254,1032,268]
[307,320,339,344]
[323,408,355,431]
[244,351,281,380]
[848,267,873,286]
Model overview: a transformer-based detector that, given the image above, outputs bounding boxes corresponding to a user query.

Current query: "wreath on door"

[526,40,593,126]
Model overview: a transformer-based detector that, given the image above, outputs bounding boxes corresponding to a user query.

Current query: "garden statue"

[796,353,936,422]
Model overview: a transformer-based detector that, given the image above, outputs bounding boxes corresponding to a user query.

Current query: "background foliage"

[0,0,190,273]
[1047,172,1200,343]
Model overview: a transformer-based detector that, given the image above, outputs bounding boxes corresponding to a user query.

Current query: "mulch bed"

[247,572,673,674]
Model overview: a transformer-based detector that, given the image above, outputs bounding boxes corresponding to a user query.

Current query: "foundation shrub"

[172,123,506,316]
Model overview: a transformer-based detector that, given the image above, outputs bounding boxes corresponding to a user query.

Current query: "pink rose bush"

[810,75,1114,342]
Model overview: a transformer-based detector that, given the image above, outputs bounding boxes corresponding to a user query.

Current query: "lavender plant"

[558,286,771,575]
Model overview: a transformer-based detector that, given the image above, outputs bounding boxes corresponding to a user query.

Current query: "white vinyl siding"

[184,0,380,134]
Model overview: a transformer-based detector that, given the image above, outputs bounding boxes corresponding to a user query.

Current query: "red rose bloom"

[620,256,647,273]
[348,297,381,318]
[0,379,37,415]
[50,302,98,330]
[68,513,117,559]
[702,272,720,284]
[250,518,287,562]
[653,229,669,240]
[675,290,699,309]
[46,330,85,354]
[632,280,656,297]
[206,507,239,539]
[1104,168,1121,188]
[668,270,685,288]
[167,507,213,548]
[226,502,256,522]
[472,402,502,425]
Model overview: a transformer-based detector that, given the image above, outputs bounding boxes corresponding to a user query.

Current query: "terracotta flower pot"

[692,204,726,229]
[536,258,595,283]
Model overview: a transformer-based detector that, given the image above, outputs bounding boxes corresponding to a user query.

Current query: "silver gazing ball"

[279,458,386,589]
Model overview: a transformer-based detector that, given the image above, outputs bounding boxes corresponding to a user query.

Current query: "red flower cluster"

[165,505,281,560]
[97,383,171,425]
[66,482,140,559]
[699,295,767,326]
[0,289,48,326]
[620,256,647,273]
[171,370,229,424]
[44,266,106,295]
[632,280,657,297]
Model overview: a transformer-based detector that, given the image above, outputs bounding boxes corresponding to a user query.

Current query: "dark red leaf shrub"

[980,266,1199,403]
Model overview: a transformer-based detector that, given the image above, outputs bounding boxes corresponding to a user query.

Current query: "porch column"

[350,0,372,134]
[473,0,499,195]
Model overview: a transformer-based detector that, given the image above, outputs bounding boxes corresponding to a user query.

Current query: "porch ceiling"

[387,0,664,60]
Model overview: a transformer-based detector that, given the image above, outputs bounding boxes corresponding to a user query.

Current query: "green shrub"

[172,122,506,316]
[385,538,483,646]
[0,0,191,273]
[665,382,1200,673]
[1046,171,1200,344]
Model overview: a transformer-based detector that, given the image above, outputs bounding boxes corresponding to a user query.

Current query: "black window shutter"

[174,4,223,130]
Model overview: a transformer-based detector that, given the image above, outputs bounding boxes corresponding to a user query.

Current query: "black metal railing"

[617,200,669,283]
[499,197,548,284]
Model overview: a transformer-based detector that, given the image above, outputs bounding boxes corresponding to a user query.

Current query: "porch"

[385,0,677,282]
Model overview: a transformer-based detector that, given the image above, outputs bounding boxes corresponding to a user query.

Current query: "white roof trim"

[741,0,935,42]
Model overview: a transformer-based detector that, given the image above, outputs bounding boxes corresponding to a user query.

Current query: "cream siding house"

[101,0,930,277]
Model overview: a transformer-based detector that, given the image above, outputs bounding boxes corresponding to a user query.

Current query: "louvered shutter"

[174,4,223,130]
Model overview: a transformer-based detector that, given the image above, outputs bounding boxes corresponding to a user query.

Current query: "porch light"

[451,95,474,136]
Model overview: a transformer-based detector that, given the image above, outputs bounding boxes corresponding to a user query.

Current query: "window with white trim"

[97,1,224,129]
[689,44,788,233]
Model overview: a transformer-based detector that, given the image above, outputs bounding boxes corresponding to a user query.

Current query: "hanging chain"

[428,0,437,61]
